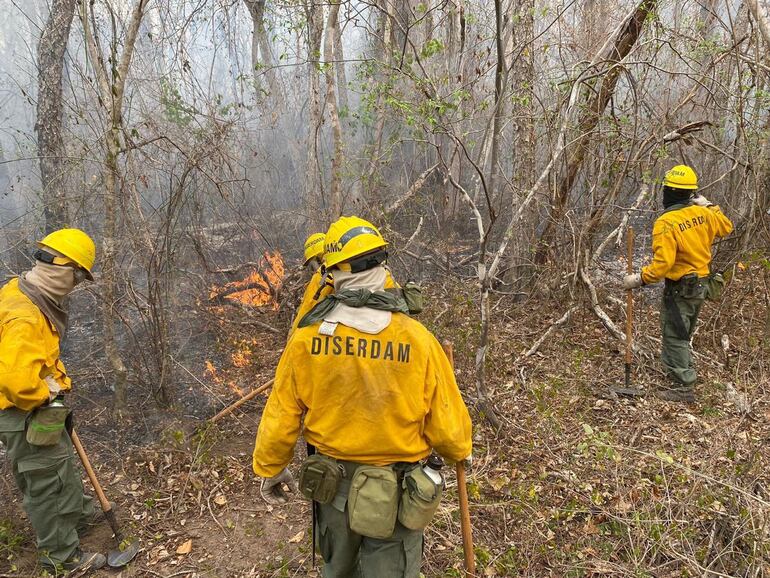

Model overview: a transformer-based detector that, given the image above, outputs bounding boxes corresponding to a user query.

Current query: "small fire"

[210,251,284,309]
[227,380,245,397]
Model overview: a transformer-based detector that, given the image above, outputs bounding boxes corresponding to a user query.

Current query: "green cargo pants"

[317,501,423,578]
[0,408,94,564]
[660,276,706,386]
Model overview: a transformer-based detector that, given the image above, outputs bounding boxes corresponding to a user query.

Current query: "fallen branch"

[384,163,438,214]
[580,264,627,344]
[520,305,579,360]
[208,379,274,423]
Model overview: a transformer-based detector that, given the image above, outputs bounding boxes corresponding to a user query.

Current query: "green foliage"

[576,424,620,462]
[159,78,195,126]
[421,39,445,59]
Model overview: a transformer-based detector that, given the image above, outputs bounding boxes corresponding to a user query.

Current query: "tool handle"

[456,461,476,577]
[441,341,475,577]
[625,227,634,366]
[70,430,113,515]
[209,378,274,423]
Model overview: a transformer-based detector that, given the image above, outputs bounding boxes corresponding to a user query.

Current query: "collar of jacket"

[17,276,68,338]
[662,201,692,214]
[297,288,409,329]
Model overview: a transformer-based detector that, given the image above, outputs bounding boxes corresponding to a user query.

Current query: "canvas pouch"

[25,404,70,447]
[298,454,342,504]
[347,465,399,539]
[398,465,443,530]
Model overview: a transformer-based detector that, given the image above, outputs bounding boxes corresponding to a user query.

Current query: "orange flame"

[210,251,284,309]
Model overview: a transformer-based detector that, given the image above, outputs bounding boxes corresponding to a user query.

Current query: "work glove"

[690,195,713,207]
[260,468,296,505]
[622,273,643,290]
[45,375,63,402]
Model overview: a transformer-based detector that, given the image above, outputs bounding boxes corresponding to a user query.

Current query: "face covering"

[17,261,78,337]
[325,266,392,334]
[24,261,78,301]
[663,186,692,209]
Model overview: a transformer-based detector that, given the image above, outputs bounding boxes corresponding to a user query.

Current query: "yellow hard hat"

[303,233,326,265]
[663,165,698,190]
[37,228,96,280]
[323,216,388,270]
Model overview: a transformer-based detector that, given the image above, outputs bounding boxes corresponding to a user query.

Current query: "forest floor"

[1,257,769,578]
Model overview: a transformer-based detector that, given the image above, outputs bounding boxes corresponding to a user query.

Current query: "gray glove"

[622,273,643,290]
[260,468,296,505]
[690,195,712,207]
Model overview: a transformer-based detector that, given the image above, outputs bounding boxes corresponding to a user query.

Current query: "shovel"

[441,341,476,578]
[71,430,140,568]
[607,227,645,399]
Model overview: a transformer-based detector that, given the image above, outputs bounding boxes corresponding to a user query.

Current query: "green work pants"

[660,280,706,386]
[0,408,94,564]
[317,501,423,578]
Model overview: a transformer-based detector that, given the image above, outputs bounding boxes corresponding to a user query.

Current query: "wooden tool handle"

[456,461,476,576]
[441,341,476,577]
[209,378,274,423]
[625,227,634,366]
[71,430,112,513]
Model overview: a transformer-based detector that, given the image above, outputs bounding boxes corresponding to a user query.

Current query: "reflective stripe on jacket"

[0,278,71,411]
[641,204,733,285]
[253,313,472,477]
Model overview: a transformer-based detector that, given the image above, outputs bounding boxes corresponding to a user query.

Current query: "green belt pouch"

[705,272,725,301]
[298,454,343,504]
[25,405,70,447]
[348,465,399,539]
[398,465,443,530]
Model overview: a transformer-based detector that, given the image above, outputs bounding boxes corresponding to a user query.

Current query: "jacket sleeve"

[641,218,677,285]
[384,269,400,289]
[423,342,472,462]
[51,359,72,392]
[252,347,304,477]
[290,278,333,336]
[0,318,50,411]
[709,206,733,238]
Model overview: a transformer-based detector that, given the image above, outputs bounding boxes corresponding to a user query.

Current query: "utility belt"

[664,273,704,297]
[298,453,443,539]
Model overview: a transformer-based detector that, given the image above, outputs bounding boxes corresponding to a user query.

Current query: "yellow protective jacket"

[290,269,399,335]
[253,314,472,477]
[290,270,333,334]
[641,204,733,285]
[0,278,71,411]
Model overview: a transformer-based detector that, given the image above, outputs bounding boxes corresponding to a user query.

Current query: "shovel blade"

[107,539,139,568]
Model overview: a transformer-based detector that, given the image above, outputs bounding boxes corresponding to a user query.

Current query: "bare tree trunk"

[535,0,658,264]
[747,0,770,46]
[333,7,348,113]
[305,1,324,216]
[243,0,281,102]
[505,0,536,286]
[324,0,344,216]
[80,0,147,414]
[37,0,78,232]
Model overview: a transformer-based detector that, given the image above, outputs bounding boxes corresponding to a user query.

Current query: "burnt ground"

[1,259,769,577]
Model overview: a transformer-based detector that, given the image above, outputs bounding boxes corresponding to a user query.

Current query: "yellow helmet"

[323,216,388,270]
[37,228,96,280]
[303,232,326,265]
[663,165,698,190]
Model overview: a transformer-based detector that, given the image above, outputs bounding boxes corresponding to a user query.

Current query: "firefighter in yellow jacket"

[624,165,733,401]
[254,216,472,577]
[0,229,106,573]
[291,232,404,336]
[290,233,333,335]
